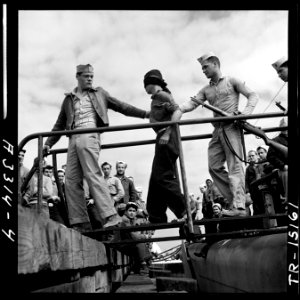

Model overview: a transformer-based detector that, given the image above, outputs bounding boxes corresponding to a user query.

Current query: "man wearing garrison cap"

[171,52,259,218]
[43,64,149,232]
[272,56,288,82]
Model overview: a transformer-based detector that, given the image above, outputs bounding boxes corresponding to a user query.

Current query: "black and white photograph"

[1,6,299,294]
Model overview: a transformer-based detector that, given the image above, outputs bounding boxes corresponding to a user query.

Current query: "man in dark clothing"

[267,118,288,200]
[115,161,137,216]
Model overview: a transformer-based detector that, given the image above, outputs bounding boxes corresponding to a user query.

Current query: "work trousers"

[146,129,186,223]
[65,133,116,225]
[208,123,245,209]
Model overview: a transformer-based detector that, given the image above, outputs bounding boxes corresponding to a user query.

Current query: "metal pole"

[174,124,194,234]
[37,136,44,214]
[52,153,66,204]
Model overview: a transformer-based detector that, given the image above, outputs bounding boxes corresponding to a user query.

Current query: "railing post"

[52,153,66,204]
[37,136,44,214]
[174,124,194,234]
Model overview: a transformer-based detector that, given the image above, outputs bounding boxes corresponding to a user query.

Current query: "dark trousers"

[146,129,186,223]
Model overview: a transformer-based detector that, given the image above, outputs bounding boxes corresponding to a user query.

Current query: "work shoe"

[171,213,187,223]
[103,214,122,228]
[71,222,93,233]
[222,208,247,217]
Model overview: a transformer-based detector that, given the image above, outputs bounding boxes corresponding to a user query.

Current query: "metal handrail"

[18,111,286,236]
[18,112,285,151]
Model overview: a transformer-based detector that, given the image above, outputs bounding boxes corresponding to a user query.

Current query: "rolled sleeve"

[179,89,206,113]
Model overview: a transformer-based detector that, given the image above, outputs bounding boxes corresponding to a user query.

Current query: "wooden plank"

[33,274,97,293]
[95,270,110,292]
[18,204,108,274]
[115,274,157,293]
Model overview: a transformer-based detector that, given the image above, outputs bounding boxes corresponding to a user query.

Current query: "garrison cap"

[57,168,65,174]
[272,57,287,71]
[135,186,143,193]
[197,52,218,65]
[212,203,222,210]
[76,64,94,73]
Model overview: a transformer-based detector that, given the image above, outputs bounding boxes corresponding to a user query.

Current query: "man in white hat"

[272,56,288,82]
[43,64,149,232]
[171,52,259,217]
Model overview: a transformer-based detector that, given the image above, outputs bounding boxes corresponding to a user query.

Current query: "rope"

[253,82,286,126]
[222,126,271,166]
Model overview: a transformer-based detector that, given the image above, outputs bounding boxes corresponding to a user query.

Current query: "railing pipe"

[18,112,286,151]
[175,124,193,234]
[46,126,287,155]
[37,136,44,214]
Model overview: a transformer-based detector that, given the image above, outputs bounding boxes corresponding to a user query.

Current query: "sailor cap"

[272,56,287,71]
[197,52,218,65]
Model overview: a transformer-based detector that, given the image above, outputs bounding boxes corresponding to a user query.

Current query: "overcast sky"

[18,10,288,250]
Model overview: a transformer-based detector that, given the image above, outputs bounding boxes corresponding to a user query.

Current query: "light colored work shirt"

[23,173,53,204]
[72,89,97,129]
[104,175,125,203]
[179,76,258,121]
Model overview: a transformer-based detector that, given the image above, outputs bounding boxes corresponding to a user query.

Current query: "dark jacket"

[45,86,148,148]
[245,163,258,193]
[267,133,288,171]
[116,175,137,204]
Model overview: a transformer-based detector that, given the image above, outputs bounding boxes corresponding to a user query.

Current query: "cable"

[253,82,286,126]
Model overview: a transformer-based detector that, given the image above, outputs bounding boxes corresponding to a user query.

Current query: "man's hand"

[195,210,202,220]
[86,198,95,206]
[43,145,51,156]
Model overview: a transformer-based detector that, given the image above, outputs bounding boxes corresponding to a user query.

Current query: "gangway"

[17,111,288,293]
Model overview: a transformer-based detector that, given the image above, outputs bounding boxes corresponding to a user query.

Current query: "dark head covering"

[126,202,138,211]
[143,69,167,89]
[43,164,53,170]
[76,64,94,74]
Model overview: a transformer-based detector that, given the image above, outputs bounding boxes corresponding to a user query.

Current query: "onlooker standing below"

[101,162,125,214]
[115,161,137,216]
[245,150,260,216]
[18,148,29,185]
[143,69,186,224]
[135,186,149,220]
[120,202,151,274]
[256,146,270,177]
[189,192,198,220]
[198,183,211,220]
[245,150,260,194]
[267,118,288,200]
[22,160,53,219]
[205,178,226,208]
[43,64,149,232]
[174,52,259,217]
[49,168,69,226]
[18,149,30,205]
